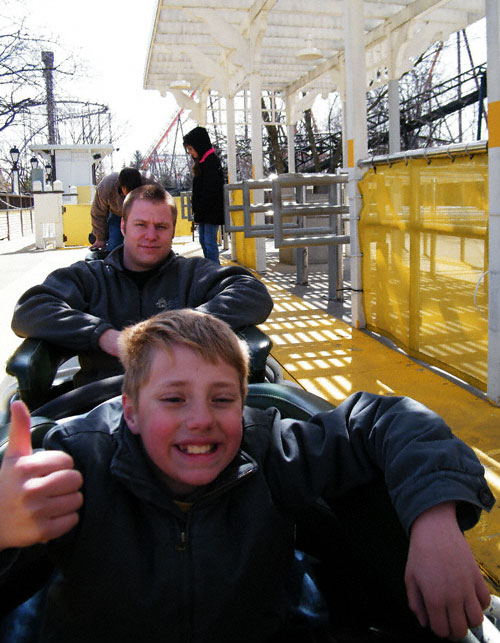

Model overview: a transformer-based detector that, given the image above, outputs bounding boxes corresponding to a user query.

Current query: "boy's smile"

[122,344,243,497]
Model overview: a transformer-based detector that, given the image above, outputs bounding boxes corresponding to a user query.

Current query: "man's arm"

[11,263,114,352]
[189,261,273,329]
[98,329,121,357]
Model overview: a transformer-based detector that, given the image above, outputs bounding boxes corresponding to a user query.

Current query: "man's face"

[121,199,175,271]
[123,344,243,497]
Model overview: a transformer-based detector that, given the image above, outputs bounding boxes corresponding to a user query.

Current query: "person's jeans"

[106,213,124,251]
[198,223,220,263]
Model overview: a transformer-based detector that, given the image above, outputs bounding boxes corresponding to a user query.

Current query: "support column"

[487,0,500,403]
[249,72,266,272]
[388,78,401,154]
[286,95,296,173]
[226,96,237,183]
[344,0,367,329]
[287,124,296,173]
[226,95,238,261]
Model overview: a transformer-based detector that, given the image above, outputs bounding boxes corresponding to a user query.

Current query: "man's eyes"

[133,223,169,230]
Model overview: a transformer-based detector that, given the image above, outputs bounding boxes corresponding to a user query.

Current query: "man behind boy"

[11,184,273,387]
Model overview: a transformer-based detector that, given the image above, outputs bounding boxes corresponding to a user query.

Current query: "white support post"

[227,96,237,183]
[287,123,296,173]
[388,78,401,155]
[344,0,367,329]
[487,0,500,403]
[249,72,266,273]
[226,95,238,261]
[286,95,296,173]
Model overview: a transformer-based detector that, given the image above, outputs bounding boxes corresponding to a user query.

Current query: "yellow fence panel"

[359,153,489,391]
[229,188,257,271]
[63,204,91,246]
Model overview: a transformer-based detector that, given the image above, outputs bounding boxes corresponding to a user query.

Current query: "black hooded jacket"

[183,126,225,226]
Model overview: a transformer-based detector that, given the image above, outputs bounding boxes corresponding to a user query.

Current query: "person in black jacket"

[0,309,494,643]
[183,126,224,264]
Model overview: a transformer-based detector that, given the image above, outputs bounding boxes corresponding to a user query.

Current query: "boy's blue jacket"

[0,392,494,642]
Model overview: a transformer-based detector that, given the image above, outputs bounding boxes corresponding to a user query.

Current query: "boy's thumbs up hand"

[0,401,83,550]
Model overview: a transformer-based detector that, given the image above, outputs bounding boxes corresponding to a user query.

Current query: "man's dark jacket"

[11,248,273,386]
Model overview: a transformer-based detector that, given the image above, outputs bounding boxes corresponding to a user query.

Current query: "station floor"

[1,233,499,592]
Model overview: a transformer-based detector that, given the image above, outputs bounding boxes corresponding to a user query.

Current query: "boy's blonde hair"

[118,309,250,406]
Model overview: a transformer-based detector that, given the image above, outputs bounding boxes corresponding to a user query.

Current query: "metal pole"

[42,51,57,145]
[487,0,500,403]
[250,72,266,272]
[344,0,367,329]
[226,95,238,260]
[11,165,20,195]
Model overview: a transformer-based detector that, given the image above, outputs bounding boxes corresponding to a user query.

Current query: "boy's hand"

[405,501,490,640]
[0,400,83,550]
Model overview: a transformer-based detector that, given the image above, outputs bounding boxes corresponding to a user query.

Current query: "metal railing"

[358,140,488,169]
[224,172,349,300]
[0,193,34,242]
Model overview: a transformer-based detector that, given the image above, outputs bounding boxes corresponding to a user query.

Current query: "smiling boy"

[121,326,245,496]
[0,310,495,643]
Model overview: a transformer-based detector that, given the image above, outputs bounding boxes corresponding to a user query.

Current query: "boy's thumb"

[5,400,33,459]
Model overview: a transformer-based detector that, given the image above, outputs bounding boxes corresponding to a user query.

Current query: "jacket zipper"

[176,529,188,551]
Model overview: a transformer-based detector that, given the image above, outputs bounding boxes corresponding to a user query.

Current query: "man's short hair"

[119,309,249,407]
[118,168,143,192]
[122,183,178,228]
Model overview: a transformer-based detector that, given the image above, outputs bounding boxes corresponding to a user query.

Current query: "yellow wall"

[63,204,92,246]
[77,186,92,204]
[173,196,193,237]
[358,153,489,391]
[230,189,257,270]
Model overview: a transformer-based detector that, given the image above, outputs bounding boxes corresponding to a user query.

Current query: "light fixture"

[10,146,20,166]
[170,78,191,90]
[10,147,20,195]
[30,156,39,170]
[296,37,323,61]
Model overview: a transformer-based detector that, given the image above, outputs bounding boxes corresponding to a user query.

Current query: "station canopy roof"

[144,0,485,105]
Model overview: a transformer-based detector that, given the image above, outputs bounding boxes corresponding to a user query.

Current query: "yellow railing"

[358,152,489,390]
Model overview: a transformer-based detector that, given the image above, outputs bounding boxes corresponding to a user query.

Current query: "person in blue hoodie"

[183,126,225,263]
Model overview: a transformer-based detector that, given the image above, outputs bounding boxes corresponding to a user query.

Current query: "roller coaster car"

[5,325,273,415]
[0,378,499,642]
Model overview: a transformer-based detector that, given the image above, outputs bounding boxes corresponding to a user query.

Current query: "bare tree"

[0,19,49,133]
